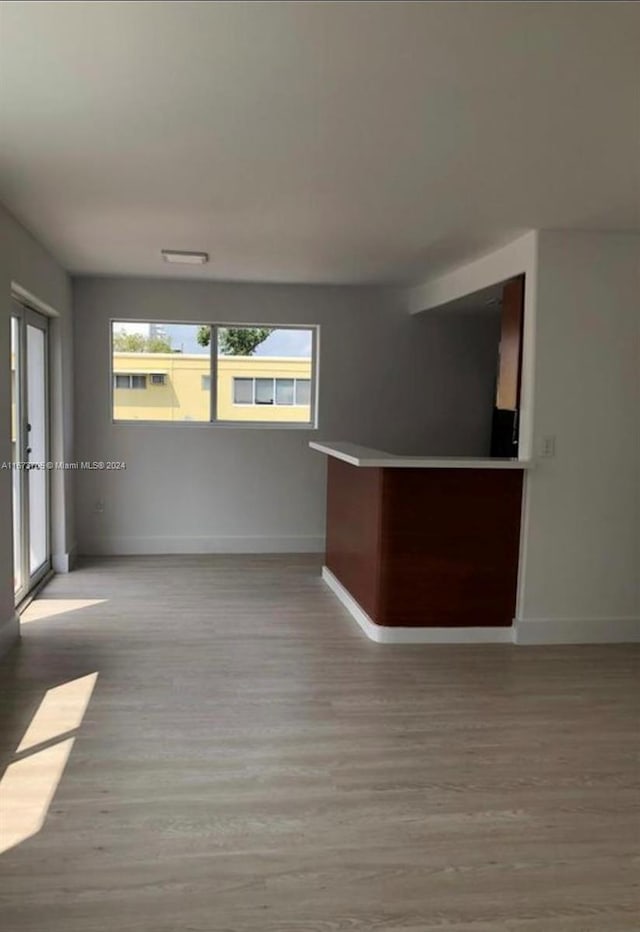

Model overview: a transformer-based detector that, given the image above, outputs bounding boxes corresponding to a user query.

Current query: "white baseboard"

[0,613,20,659]
[322,567,640,646]
[514,616,640,645]
[80,535,325,556]
[321,567,513,644]
[52,547,77,573]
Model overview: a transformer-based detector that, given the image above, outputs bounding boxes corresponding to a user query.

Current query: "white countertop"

[309,441,532,469]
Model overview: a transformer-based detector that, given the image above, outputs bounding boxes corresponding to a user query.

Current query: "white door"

[11,301,50,603]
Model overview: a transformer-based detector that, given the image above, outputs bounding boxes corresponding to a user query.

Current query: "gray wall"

[73,277,500,555]
[518,232,640,639]
[0,203,73,657]
[408,230,640,643]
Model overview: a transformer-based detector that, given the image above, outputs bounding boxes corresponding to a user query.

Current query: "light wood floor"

[0,555,638,931]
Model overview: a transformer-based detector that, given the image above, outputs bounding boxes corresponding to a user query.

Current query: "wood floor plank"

[0,554,638,931]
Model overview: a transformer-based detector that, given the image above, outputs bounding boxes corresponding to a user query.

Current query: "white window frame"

[110,321,319,429]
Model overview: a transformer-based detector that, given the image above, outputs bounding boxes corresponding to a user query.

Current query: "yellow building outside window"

[112,352,313,424]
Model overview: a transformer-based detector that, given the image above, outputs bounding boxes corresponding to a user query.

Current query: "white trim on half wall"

[321,566,514,644]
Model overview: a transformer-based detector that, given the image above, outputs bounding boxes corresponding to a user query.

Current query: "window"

[255,378,274,405]
[295,379,310,405]
[233,378,253,404]
[111,322,317,426]
[113,374,147,390]
[232,377,310,408]
[275,379,294,405]
[112,323,210,421]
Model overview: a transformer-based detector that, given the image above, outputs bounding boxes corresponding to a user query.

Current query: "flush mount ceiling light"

[161,249,209,265]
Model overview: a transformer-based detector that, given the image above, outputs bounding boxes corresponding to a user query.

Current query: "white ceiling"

[1,1,639,285]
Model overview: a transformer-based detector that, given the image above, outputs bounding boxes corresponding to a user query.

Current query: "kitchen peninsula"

[310,442,531,643]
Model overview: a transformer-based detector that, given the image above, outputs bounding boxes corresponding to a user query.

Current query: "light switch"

[540,435,556,458]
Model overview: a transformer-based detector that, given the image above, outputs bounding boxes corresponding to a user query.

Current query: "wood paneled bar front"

[310,442,531,643]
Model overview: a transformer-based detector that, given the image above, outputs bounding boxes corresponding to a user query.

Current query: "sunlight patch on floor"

[0,739,76,854]
[0,673,99,854]
[20,599,107,623]
[17,673,99,753]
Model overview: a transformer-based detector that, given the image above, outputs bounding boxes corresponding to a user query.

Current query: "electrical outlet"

[540,435,556,458]
[94,500,105,513]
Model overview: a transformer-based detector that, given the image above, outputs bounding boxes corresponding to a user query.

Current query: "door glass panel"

[27,324,47,575]
[11,318,23,595]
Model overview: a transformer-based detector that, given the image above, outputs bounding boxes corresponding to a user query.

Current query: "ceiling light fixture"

[161,249,209,265]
